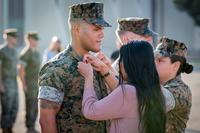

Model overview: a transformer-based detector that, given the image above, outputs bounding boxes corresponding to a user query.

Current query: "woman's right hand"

[77,61,93,80]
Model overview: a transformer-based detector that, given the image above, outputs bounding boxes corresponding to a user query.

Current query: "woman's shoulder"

[116,84,137,96]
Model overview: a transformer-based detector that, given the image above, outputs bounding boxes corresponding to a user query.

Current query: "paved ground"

[0,72,200,133]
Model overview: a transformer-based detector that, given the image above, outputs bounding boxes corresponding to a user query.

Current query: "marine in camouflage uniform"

[18,32,40,132]
[0,29,18,133]
[154,37,192,133]
[112,17,157,72]
[38,2,111,133]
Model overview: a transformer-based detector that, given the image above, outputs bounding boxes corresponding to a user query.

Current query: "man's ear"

[72,23,80,36]
[120,35,129,44]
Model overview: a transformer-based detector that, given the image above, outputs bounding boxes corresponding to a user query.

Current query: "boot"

[2,128,9,133]
[7,128,13,133]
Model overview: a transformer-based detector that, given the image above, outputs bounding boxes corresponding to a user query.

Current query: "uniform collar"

[163,75,181,86]
[66,45,83,61]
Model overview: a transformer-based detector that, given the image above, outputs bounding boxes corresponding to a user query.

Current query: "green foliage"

[173,0,200,26]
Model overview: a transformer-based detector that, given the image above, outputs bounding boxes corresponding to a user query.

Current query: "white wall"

[23,0,199,57]
[24,0,67,54]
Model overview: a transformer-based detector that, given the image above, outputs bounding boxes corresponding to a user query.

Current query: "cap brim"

[154,50,169,58]
[88,18,111,27]
[7,33,18,38]
[144,28,158,36]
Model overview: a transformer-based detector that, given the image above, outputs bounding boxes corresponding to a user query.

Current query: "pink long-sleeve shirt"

[82,84,139,133]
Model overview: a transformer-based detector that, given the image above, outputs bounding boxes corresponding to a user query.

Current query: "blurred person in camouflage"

[154,37,193,133]
[41,36,62,66]
[38,2,111,133]
[0,28,19,133]
[18,32,40,133]
[112,17,158,71]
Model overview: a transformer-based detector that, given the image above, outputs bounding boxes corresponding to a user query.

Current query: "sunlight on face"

[79,21,104,53]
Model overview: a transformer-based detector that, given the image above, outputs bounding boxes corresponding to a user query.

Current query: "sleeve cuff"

[18,60,27,68]
[38,86,64,104]
[162,87,175,112]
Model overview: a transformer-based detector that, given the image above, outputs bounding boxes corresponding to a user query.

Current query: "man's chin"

[91,48,101,53]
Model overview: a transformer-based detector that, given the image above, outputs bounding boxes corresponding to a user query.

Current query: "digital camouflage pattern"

[19,47,40,128]
[0,44,18,128]
[69,2,111,27]
[155,37,187,58]
[38,45,108,133]
[164,76,192,133]
[117,17,154,36]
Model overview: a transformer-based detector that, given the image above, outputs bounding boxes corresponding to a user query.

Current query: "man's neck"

[71,40,89,57]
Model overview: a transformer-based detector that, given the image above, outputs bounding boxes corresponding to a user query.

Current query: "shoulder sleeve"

[161,87,175,112]
[38,62,68,92]
[165,83,191,109]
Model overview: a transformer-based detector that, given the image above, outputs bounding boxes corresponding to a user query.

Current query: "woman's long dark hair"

[119,41,166,133]
[169,55,193,76]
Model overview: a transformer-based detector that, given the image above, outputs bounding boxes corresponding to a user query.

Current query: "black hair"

[169,55,193,75]
[110,50,119,61]
[119,41,166,133]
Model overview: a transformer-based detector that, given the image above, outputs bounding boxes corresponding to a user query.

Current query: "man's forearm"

[18,64,26,87]
[40,117,58,133]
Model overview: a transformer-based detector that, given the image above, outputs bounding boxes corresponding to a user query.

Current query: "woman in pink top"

[78,41,166,133]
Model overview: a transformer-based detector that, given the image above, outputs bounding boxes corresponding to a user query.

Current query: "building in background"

[0,0,199,57]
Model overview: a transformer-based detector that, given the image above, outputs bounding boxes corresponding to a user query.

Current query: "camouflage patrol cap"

[69,2,111,27]
[25,32,39,40]
[154,37,187,58]
[117,17,155,36]
[3,28,18,37]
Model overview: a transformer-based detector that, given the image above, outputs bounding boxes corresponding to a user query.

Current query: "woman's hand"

[84,54,110,76]
[77,61,93,80]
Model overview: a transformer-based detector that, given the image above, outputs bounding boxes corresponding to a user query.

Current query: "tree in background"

[173,0,200,26]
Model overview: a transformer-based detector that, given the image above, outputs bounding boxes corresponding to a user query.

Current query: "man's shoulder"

[165,77,187,88]
[19,47,30,57]
[0,44,7,52]
[40,51,76,77]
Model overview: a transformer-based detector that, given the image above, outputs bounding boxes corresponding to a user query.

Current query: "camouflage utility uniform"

[155,37,192,133]
[19,47,40,129]
[164,76,192,133]
[0,44,18,128]
[38,46,108,133]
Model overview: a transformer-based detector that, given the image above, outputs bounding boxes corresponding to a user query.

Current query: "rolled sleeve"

[162,87,175,112]
[18,60,27,68]
[38,86,64,104]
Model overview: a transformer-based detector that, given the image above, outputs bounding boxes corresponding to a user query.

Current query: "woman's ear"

[172,61,181,73]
